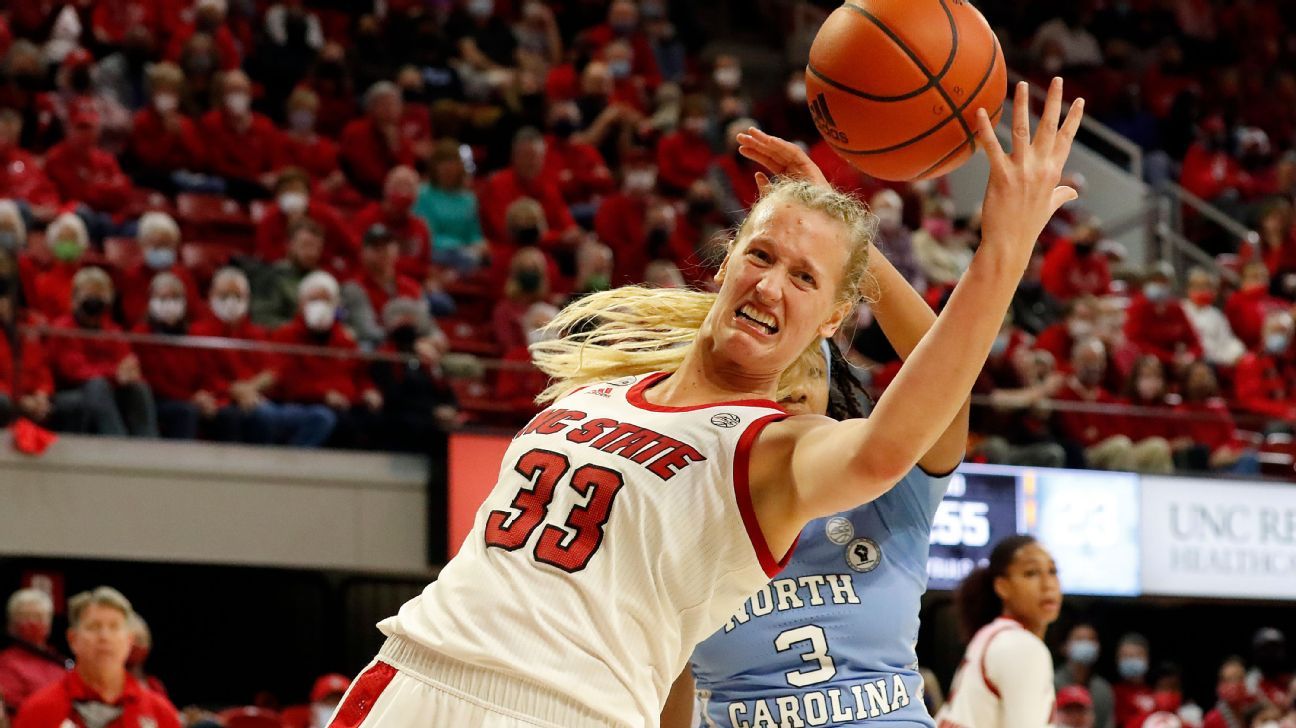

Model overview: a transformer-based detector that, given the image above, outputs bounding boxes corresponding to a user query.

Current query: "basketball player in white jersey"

[936,535,1062,728]
[329,80,1083,727]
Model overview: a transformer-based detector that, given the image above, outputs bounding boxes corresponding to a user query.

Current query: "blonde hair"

[532,179,875,402]
[69,586,133,628]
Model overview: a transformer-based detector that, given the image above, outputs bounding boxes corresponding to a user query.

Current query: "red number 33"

[484,449,625,572]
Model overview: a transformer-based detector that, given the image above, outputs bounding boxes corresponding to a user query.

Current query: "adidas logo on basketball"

[809,92,849,144]
[589,387,613,398]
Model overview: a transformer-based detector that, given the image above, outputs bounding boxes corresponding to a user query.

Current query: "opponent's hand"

[975,78,1083,258]
[736,127,830,193]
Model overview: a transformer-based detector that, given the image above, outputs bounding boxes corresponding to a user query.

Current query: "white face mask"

[875,207,902,230]
[310,702,338,728]
[527,328,554,346]
[225,91,251,115]
[149,297,186,325]
[210,294,248,323]
[786,79,807,104]
[625,170,656,193]
[278,191,309,215]
[153,92,179,113]
[303,299,335,331]
[713,66,741,89]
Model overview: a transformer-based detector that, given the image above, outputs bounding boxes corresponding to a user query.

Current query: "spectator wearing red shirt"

[91,0,161,48]
[0,262,56,428]
[1123,268,1203,367]
[0,110,60,222]
[28,213,94,323]
[709,117,763,221]
[1179,116,1259,204]
[1040,222,1111,301]
[1202,657,1254,728]
[657,96,715,195]
[493,247,551,354]
[1176,361,1259,474]
[1225,262,1288,349]
[1054,337,1172,473]
[1249,628,1293,709]
[132,271,215,439]
[338,82,414,200]
[1113,634,1155,728]
[1254,202,1296,282]
[196,267,335,446]
[15,587,181,728]
[270,271,382,447]
[43,108,134,216]
[255,168,358,272]
[300,43,357,140]
[341,225,426,349]
[584,0,662,90]
[394,66,434,159]
[595,161,660,285]
[351,167,433,282]
[46,267,158,437]
[542,101,615,213]
[128,63,206,191]
[199,70,284,200]
[1232,310,1296,422]
[0,589,69,718]
[495,301,557,412]
[1035,296,1100,371]
[163,0,241,71]
[281,88,343,186]
[479,128,580,253]
[600,40,651,114]
[114,212,202,326]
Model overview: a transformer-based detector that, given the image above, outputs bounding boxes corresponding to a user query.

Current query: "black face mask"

[515,268,543,294]
[390,324,419,351]
[78,297,107,320]
[514,226,541,246]
[552,118,578,139]
[646,227,670,252]
[69,68,92,93]
[0,276,11,297]
[687,198,715,217]
[1073,243,1094,257]
[14,73,44,91]
[402,88,425,104]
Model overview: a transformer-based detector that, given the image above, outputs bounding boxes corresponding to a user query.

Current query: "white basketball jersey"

[936,617,1055,728]
[379,372,791,727]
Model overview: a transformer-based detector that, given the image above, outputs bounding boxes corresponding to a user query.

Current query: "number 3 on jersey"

[484,448,626,573]
[775,625,837,687]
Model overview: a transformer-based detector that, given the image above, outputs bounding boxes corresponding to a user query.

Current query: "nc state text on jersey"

[517,408,707,481]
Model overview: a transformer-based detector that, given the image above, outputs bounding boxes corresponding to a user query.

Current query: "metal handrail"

[1006,69,1144,180]
[1163,181,1257,243]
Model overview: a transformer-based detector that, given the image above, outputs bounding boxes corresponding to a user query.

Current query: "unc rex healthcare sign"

[1141,476,1296,600]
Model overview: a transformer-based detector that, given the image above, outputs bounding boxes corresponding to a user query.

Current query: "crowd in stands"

[0,0,1293,476]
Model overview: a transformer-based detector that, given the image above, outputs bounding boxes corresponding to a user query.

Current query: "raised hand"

[736,127,830,192]
[975,78,1084,258]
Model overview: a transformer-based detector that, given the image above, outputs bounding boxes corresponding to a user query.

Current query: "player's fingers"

[1033,77,1063,153]
[1053,97,1086,160]
[1049,185,1079,211]
[754,171,772,194]
[975,108,1007,170]
[1010,81,1030,160]
[738,145,782,174]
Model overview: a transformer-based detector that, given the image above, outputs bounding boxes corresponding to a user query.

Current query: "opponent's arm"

[752,80,1083,551]
[659,669,695,728]
[737,128,969,472]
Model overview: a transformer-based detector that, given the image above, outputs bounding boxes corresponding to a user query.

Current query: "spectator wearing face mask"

[114,212,202,326]
[280,88,341,186]
[1249,628,1292,709]
[251,218,327,329]
[369,297,457,453]
[1226,263,1289,350]
[1124,267,1203,368]
[127,63,206,192]
[1176,361,1259,474]
[1232,311,1296,422]
[1058,686,1097,728]
[584,0,661,89]
[0,111,61,223]
[1121,356,1182,453]
[595,160,663,285]
[1182,267,1246,368]
[656,95,715,195]
[195,267,335,446]
[1056,624,1116,728]
[0,589,69,717]
[341,225,426,350]
[254,168,357,273]
[709,118,763,222]
[445,0,519,73]
[542,101,615,214]
[1204,657,1255,728]
[270,271,382,448]
[493,247,551,354]
[14,587,180,728]
[494,300,557,412]
[131,271,215,439]
[569,241,614,300]
[163,0,240,71]
[478,128,580,250]
[1114,634,1155,728]
[28,213,93,323]
[1057,338,1173,472]
[870,188,927,292]
[1041,222,1112,302]
[306,674,350,728]
[339,82,414,200]
[46,267,158,437]
[38,49,131,156]
[199,70,284,200]
[350,166,432,282]
[0,249,56,429]
[1036,296,1101,372]
[753,69,818,145]
[43,108,134,217]
[414,140,487,276]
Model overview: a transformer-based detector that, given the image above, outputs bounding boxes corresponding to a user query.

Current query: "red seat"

[181,241,241,288]
[217,707,282,728]
[442,318,502,357]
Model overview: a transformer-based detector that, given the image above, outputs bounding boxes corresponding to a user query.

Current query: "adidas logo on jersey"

[589,387,614,398]
[809,92,849,144]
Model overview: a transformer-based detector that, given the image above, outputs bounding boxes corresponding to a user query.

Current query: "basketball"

[806,0,1007,181]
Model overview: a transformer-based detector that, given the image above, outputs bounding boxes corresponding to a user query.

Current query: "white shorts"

[326,637,617,728]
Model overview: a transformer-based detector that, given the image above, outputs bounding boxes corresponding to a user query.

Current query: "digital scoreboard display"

[927,465,1020,591]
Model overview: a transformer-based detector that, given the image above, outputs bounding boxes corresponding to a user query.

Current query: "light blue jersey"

[691,466,952,727]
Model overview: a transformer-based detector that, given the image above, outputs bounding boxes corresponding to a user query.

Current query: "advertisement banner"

[1021,469,1141,597]
[927,465,1020,590]
[1141,476,1296,600]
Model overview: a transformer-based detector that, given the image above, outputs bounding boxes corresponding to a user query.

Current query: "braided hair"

[824,338,874,422]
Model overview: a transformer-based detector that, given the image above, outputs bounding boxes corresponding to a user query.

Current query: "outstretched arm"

[737,127,968,473]
[751,80,1084,554]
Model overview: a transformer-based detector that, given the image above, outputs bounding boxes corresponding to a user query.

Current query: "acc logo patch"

[845,537,882,573]
[825,516,854,545]
[710,413,740,428]
[608,377,637,386]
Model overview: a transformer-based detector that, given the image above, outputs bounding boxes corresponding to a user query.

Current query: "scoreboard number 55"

[930,501,991,548]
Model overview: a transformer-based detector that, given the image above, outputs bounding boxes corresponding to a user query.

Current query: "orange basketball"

[805,0,1007,181]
